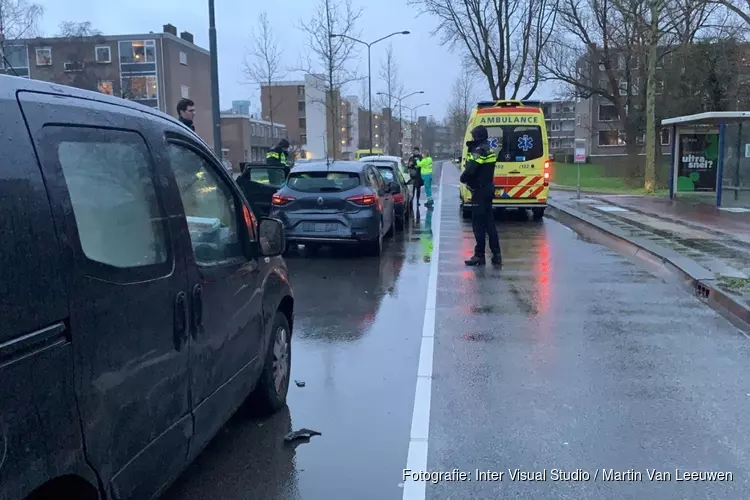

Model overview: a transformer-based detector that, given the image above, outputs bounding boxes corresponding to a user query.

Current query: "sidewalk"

[547,189,750,327]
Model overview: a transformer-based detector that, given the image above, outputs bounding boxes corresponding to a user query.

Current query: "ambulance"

[459,100,551,220]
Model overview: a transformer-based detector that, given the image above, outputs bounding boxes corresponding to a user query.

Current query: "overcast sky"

[36,0,555,120]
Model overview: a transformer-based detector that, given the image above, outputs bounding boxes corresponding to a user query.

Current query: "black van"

[0,75,294,500]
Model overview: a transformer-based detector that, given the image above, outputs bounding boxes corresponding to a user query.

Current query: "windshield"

[484,125,544,162]
[286,171,360,192]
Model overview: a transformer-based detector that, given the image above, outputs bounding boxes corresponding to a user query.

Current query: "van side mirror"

[258,218,285,256]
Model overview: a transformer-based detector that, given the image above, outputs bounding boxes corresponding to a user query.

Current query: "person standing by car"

[417,150,434,208]
[407,147,423,208]
[460,125,502,267]
[266,138,291,166]
[177,98,196,131]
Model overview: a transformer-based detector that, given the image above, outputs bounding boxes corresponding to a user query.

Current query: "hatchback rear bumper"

[273,209,380,243]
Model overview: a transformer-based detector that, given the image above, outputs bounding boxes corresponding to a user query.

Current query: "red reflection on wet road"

[535,236,551,314]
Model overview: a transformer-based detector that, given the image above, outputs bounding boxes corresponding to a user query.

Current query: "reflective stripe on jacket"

[266,151,287,164]
[417,156,433,175]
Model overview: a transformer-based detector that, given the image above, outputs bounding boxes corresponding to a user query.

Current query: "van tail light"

[543,160,551,186]
[393,193,404,203]
[346,193,378,206]
[272,193,295,206]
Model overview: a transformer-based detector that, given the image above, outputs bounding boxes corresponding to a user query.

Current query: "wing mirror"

[258,217,285,256]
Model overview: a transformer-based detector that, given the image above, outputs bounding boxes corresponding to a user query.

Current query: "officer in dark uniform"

[459,125,502,266]
[266,138,290,166]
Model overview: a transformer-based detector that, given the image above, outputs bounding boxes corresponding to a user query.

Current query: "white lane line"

[403,165,444,500]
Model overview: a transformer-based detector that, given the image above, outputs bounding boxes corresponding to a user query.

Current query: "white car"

[359,154,409,180]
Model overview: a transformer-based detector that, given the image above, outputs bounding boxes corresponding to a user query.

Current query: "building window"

[550,140,560,149]
[122,75,157,100]
[297,85,305,99]
[618,77,628,95]
[299,118,306,130]
[576,115,581,126]
[598,104,619,122]
[300,133,307,144]
[35,47,52,66]
[179,51,188,65]
[119,40,156,64]
[661,128,671,146]
[655,78,664,95]
[636,134,645,145]
[551,122,561,131]
[95,46,111,63]
[98,81,114,95]
[3,44,29,69]
[598,130,626,147]
[181,85,189,99]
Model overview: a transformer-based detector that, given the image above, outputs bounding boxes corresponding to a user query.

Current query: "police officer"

[266,138,290,166]
[459,125,501,266]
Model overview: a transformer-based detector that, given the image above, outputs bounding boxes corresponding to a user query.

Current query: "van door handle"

[173,291,188,351]
[191,284,204,338]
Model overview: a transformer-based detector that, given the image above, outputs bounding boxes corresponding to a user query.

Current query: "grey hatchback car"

[270,161,397,255]
[0,75,294,500]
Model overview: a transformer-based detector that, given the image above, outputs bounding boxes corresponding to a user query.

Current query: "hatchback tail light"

[346,193,378,206]
[543,160,551,186]
[393,193,404,203]
[272,193,295,206]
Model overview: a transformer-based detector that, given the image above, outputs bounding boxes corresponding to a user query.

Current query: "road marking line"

[403,164,444,500]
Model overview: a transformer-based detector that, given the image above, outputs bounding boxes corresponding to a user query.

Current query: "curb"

[588,195,750,243]
[547,199,750,333]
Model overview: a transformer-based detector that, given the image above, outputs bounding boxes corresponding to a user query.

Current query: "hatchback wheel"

[245,312,291,415]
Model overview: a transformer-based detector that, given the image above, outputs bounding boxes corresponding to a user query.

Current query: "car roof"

[360,155,401,162]
[0,74,213,151]
[289,160,367,173]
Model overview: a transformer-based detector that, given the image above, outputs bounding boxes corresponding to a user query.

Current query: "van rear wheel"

[532,207,545,220]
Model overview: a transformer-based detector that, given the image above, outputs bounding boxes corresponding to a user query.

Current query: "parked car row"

[1,75,295,500]
[235,155,414,257]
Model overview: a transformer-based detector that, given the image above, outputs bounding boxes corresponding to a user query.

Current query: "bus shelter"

[661,112,750,208]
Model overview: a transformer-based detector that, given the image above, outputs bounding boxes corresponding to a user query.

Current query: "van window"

[485,125,545,162]
[55,130,168,268]
[168,143,244,265]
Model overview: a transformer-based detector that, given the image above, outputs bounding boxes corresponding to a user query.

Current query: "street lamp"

[208,0,222,158]
[329,31,410,154]
[404,103,429,149]
[376,90,424,157]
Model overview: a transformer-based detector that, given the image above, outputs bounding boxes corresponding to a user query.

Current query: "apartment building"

[339,95,359,159]
[220,110,287,170]
[0,23,213,146]
[539,100,577,155]
[261,74,350,160]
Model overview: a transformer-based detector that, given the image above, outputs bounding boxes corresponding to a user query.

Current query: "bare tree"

[709,0,750,24]
[298,0,362,160]
[409,0,558,100]
[379,43,403,155]
[53,21,106,92]
[244,12,286,127]
[0,0,42,72]
[613,0,715,189]
[446,67,479,151]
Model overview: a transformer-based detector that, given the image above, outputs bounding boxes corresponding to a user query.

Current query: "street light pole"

[329,31,410,155]
[378,90,424,157]
[208,0,222,158]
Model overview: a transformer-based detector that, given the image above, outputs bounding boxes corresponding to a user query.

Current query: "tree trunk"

[643,7,658,193]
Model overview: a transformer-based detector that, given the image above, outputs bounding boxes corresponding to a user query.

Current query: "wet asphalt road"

[165,162,750,500]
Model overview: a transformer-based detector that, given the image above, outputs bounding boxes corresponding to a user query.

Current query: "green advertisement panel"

[677,133,718,192]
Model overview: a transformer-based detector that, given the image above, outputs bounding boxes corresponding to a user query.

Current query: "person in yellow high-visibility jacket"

[417,151,434,208]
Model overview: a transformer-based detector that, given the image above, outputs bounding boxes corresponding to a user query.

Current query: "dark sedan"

[270,161,397,256]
